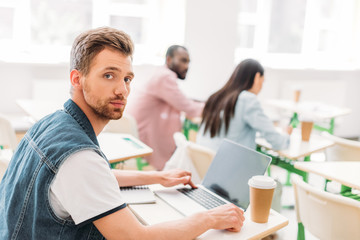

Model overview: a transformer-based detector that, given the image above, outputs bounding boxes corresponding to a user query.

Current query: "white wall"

[182,0,239,101]
[1,62,359,138]
[0,62,68,114]
[261,68,360,138]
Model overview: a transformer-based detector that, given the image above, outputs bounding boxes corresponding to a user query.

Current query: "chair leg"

[324,179,330,191]
[285,171,292,186]
[136,157,149,171]
[110,162,125,169]
[297,222,305,240]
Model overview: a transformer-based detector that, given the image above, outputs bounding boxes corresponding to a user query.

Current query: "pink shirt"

[126,65,204,170]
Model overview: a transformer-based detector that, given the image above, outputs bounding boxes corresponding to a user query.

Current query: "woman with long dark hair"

[196,59,290,151]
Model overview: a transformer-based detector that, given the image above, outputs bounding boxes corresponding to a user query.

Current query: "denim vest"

[0,99,107,240]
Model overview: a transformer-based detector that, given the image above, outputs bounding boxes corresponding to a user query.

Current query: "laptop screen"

[202,139,271,210]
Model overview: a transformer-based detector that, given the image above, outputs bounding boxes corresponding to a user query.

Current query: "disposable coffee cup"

[301,121,313,141]
[248,175,277,223]
[294,89,301,103]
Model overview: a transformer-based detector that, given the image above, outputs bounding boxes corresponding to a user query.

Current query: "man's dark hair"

[165,45,187,58]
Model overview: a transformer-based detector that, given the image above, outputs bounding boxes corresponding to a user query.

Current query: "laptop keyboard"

[177,188,226,209]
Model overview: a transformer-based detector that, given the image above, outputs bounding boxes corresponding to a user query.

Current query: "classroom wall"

[182,0,239,101]
[1,61,359,138]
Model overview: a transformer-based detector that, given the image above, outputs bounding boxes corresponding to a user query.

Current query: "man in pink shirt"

[127,45,204,170]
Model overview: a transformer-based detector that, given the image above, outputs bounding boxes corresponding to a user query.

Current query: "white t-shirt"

[49,150,125,225]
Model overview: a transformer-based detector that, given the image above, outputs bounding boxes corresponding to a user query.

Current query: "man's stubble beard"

[169,62,187,80]
[83,82,125,121]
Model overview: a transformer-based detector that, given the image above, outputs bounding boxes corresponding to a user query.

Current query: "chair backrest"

[292,175,360,240]
[321,132,360,161]
[0,115,17,150]
[173,132,187,147]
[103,114,139,138]
[187,142,216,179]
[170,132,215,181]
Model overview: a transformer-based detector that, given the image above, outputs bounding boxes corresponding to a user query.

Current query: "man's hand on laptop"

[158,169,197,188]
[207,204,245,232]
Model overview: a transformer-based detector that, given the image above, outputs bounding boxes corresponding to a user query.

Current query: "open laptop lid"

[202,139,271,210]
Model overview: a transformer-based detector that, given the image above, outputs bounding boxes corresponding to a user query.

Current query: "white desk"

[97,132,153,164]
[256,130,334,160]
[294,161,360,190]
[0,133,152,166]
[16,99,63,122]
[129,194,288,239]
[16,100,153,164]
[265,99,351,120]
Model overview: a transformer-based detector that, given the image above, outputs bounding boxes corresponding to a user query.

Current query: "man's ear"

[70,69,83,90]
[166,56,173,66]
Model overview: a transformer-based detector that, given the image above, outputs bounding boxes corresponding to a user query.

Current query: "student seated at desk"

[0,27,244,240]
[126,45,204,171]
[197,59,291,151]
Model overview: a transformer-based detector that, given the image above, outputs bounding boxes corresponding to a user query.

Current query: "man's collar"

[63,99,99,146]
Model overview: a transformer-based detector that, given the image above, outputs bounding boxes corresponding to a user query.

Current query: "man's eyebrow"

[103,67,134,77]
[103,66,121,71]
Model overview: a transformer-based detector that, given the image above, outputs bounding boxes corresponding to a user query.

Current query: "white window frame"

[0,0,186,65]
[236,0,360,70]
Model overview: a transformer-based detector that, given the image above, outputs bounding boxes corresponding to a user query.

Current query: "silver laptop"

[154,139,271,216]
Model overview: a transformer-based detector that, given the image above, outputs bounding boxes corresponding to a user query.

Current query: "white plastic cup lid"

[299,114,314,122]
[248,175,277,189]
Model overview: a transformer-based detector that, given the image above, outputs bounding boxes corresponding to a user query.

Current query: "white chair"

[0,153,11,183]
[165,132,215,183]
[187,142,216,180]
[0,115,17,150]
[321,131,360,162]
[173,131,187,147]
[320,132,360,192]
[292,175,360,240]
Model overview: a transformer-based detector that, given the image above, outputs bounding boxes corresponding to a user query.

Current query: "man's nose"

[114,80,129,96]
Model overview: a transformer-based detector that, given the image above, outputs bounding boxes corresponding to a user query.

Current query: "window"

[0,0,185,64]
[0,7,14,39]
[268,0,306,54]
[236,0,360,69]
[30,0,92,46]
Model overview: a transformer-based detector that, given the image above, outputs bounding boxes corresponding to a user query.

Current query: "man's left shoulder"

[158,66,177,81]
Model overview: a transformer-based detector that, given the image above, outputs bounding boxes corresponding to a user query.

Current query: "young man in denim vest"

[0,27,244,239]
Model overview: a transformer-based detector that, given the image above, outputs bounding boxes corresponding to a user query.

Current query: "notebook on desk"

[154,139,271,216]
[120,185,156,204]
